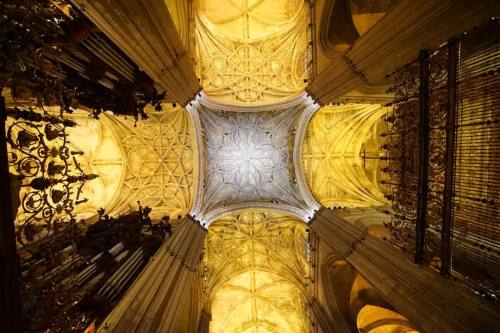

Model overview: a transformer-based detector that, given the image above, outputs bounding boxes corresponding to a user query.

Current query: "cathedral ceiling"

[194,0,310,104]
[205,210,310,333]
[301,103,388,208]
[187,93,319,225]
[8,104,197,231]
[105,105,196,219]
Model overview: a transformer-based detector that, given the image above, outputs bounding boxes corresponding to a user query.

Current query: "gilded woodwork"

[6,108,123,240]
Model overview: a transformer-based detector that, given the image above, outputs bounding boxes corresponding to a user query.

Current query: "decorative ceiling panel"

[205,210,310,333]
[194,0,310,104]
[105,105,196,219]
[301,104,388,208]
[187,93,318,224]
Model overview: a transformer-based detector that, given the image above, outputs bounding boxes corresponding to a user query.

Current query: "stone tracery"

[194,0,310,104]
[301,104,388,208]
[104,105,196,219]
[187,93,318,224]
[205,210,310,333]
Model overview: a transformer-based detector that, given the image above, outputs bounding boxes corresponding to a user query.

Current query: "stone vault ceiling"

[301,104,388,208]
[187,93,320,225]
[194,0,310,104]
[102,105,196,220]
[205,211,310,333]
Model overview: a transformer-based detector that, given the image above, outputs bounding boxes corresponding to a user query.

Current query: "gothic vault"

[2,1,500,333]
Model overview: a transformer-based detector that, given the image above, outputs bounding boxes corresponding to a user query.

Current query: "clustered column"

[197,308,212,333]
[73,0,201,105]
[310,208,500,333]
[99,216,206,333]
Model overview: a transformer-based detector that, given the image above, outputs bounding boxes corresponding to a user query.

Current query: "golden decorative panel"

[205,210,310,333]
[194,0,310,104]
[301,104,388,208]
[107,105,196,219]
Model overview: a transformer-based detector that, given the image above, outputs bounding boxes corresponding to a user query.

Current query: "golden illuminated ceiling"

[301,104,388,208]
[194,0,310,104]
[103,105,196,219]
[205,210,310,333]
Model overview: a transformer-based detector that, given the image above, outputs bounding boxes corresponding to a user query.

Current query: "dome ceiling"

[187,93,319,225]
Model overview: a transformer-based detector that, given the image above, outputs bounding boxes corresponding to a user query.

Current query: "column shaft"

[197,309,211,333]
[99,217,206,333]
[72,0,201,105]
[310,208,500,333]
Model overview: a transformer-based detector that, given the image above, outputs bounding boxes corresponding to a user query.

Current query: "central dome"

[186,93,320,225]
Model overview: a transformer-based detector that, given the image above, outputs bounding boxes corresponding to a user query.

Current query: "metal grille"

[450,21,500,299]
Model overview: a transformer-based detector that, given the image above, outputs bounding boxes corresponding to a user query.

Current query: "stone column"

[72,0,201,105]
[98,216,207,333]
[197,309,211,333]
[309,297,344,333]
[309,0,500,104]
[310,208,500,333]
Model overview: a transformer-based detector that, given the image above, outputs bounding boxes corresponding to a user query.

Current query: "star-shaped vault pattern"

[105,106,196,219]
[187,93,319,225]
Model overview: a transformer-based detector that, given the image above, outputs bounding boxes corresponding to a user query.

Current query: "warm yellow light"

[194,0,310,104]
[301,104,388,208]
[205,210,310,333]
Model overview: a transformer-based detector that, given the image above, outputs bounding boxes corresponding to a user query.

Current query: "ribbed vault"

[108,105,196,219]
[188,93,318,225]
[205,210,310,333]
[301,103,388,208]
[194,0,310,104]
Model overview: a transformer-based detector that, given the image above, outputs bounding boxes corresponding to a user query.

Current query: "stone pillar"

[309,297,344,333]
[309,0,500,104]
[98,216,207,333]
[310,208,500,333]
[72,0,201,105]
[197,309,211,333]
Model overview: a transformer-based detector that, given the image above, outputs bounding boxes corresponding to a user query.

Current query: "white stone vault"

[187,92,320,227]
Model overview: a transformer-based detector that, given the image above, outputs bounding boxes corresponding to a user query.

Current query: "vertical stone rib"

[99,216,207,333]
[310,208,500,333]
[309,0,500,104]
[72,0,201,105]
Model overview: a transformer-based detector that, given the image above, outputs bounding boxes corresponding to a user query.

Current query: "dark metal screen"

[450,22,500,300]
[385,19,500,302]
